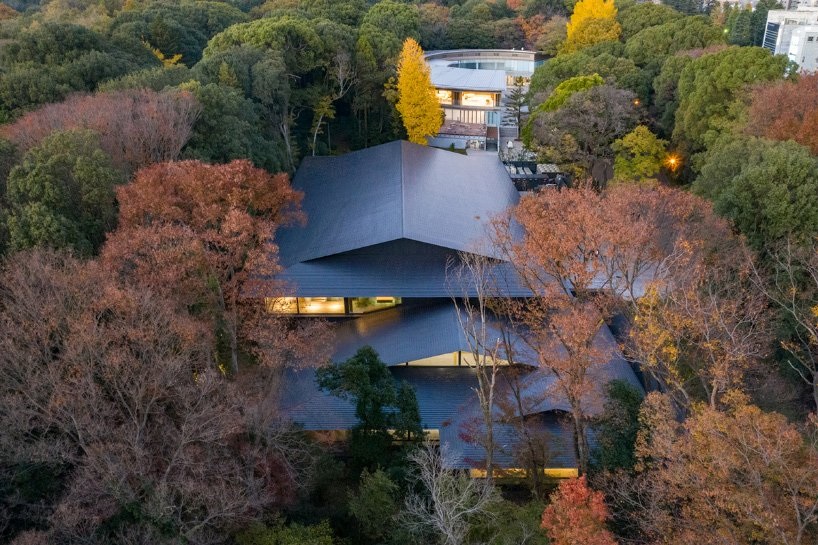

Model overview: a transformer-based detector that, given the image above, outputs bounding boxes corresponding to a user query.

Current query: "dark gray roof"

[277,141,519,267]
[279,366,579,468]
[279,303,643,468]
[330,300,536,366]
[278,239,531,298]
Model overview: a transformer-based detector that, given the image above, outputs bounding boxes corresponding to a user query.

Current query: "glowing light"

[633,98,641,106]
[665,153,682,171]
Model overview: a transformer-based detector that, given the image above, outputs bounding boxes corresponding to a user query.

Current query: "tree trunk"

[813,373,818,413]
[311,112,324,156]
[480,388,494,484]
[507,373,542,495]
[571,407,589,475]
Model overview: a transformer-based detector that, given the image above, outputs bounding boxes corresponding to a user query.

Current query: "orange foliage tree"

[612,393,818,545]
[103,159,329,376]
[627,201,771,411]
[746,74,818,155]
[495,185,702,473]
[541,476,618,545]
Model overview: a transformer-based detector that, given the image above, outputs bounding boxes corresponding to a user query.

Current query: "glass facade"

[461,92,496,107]
[447,58,538,74]
[403,351,510,366]
[350,296,401,313]
[435,89,453,104]
[265,296,401,315]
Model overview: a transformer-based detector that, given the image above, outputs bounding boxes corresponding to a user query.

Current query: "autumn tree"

[1,89,201,176]
[105,159,308,376]
[0,249,309,544]
[617,393,818,544]
[563,0,620,53]
[396,38,442,145]
[496,189,612,474]
[627,201,772,411]
[541,476,617,545]
[497,185,713,472]
[4,129,123,255]
[745,73,818,155]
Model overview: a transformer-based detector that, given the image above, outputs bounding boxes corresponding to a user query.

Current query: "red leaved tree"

[1,88,200,176]
[541,476,618,545]
[494,185,699,473]
[746,74,818,155]
[0,249,308,544]
[104,159,329,376]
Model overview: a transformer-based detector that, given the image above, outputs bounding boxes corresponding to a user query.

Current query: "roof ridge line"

[400,140,407,237]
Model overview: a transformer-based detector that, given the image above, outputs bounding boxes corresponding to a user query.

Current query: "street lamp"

[665,153,681,172]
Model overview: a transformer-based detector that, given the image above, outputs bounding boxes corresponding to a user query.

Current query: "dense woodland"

[0,0,818,544]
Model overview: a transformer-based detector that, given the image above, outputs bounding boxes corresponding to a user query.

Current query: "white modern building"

[424,49,544,150]
[763,6,818,71]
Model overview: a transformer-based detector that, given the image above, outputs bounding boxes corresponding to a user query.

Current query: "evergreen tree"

[396,38,442,145]
[728,8,752,46]
[751,0,783,45]
[504,76,527,128]
[316,346,423,470]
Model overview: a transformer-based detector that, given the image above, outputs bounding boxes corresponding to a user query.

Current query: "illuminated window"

[298,297,345,314]
[265,297,298,314]
[266,296,402,315]
[404,351,510,366]
[461,352,509,366]
[350,296,402,314]
[407,352,460,366]
[461,92,495,107]
[436,89,453,105]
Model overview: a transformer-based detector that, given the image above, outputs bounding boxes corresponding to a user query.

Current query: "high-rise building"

[764,6,818,72]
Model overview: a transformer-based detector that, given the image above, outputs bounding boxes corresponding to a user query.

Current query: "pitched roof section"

[277,141,519,267]
[278,239,532,298]
[279,366,579,469]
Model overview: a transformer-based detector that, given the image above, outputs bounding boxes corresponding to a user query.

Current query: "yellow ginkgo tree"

[563,0,621,53]
[395,38,442,145]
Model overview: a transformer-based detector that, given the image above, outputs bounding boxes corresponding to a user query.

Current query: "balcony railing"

[442,106,501,127]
